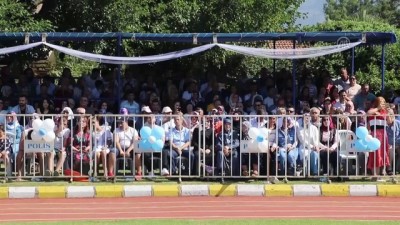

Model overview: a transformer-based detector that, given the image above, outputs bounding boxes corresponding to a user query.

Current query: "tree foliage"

[26,0,305,79]
[324,0,400,27]
[0,0,51,33]
[304,20,400,93]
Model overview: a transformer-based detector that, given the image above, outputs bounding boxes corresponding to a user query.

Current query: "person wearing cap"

[321,97,333,115]
[113,115,140,176]
[161,115,194,176]
[160,106,175,135]
[277,117,298,176]
[215,118,240,176]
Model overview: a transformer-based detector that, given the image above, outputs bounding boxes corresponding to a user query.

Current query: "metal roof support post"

[212,33,217,43]
[381,43,386,93]
[192,33,198,45]
[273,40,276,82]
[292,40,297,108]
[351,47,355,75]
[117,33,122,108]
[24,33,30,44]
[41,33,47,42]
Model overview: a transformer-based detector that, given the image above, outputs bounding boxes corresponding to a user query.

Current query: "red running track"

[1,197,400,223]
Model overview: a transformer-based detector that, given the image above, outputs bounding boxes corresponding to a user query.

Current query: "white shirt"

[115,127,138,149]
[346,84,361,100]
[93,128,113,151]
[297,124,320,149]
[54,128,71,150]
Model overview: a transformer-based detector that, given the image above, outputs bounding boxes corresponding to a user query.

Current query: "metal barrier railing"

[0,113,399,183]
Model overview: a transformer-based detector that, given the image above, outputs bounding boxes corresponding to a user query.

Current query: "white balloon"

[259,128,269,137]
[32,119,43,131]
[31,130,42,141]
[42,119,55,131]
[43,132,56,142]
[248,128,260,139]
[148,135,156,144]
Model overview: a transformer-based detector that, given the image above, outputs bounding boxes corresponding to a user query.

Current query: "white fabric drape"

[0,41,362,63]
[217,41,362,59]
[43,42,216,64]
[0,42,42,55]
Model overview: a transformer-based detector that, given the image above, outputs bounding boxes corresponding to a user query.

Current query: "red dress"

[367,110,390,170]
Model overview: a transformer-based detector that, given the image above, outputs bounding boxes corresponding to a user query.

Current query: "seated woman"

[92,116,114,178]
[67,115,91,175]
[277,117,298,176]
[46,114,70,176]
[5,112,23,164]
[0,124,12,177]
[319,115,339,176]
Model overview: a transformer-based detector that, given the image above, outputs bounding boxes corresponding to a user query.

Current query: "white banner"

[0,42,42,55]
[0,41,362,63]
[43,42,216,64]
[217,41,362,59]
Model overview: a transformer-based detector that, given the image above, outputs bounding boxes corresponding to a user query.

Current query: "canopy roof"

[0,32,396,45]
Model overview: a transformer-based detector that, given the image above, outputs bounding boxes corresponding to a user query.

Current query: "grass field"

[2,220,399,225]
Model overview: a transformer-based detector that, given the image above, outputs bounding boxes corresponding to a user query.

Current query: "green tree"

[0,0,52,33]
[324,0,400,27]
[33,0,306,79]
[0,0,52,71]
[304,20,400,93]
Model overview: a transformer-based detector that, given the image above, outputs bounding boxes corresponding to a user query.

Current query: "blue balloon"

[139,140,152,150]
[355,139,368,151]
[256,135,264,143]
[356,126,369,140]
[151,139,164,152]
[151,126,165,139]
[367,138,381,151]
[140,126,152,140]
[38,128,47,137]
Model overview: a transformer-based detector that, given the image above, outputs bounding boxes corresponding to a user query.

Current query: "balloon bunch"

[354,126,381,152]
[31,118,56,142]
[139,126,165,152]
[247,127,269,152]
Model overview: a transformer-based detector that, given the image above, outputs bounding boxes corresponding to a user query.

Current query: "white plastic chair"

[337,130,357,175]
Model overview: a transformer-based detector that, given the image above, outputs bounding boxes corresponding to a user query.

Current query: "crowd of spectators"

[1,64,400,182]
